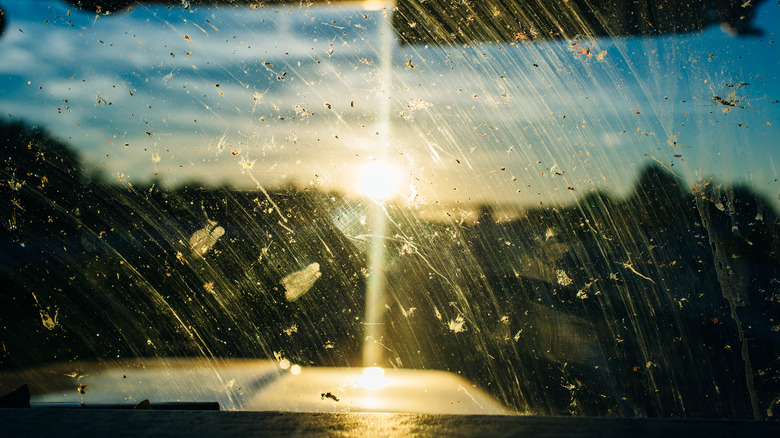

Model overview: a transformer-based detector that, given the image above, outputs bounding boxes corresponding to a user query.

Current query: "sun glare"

[356,161,402,200]
[358,366,387,390]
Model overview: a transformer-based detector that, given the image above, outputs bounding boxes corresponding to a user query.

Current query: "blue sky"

[1,0,778,209]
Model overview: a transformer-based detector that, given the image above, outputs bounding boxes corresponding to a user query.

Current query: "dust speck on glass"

[0,0,779,419]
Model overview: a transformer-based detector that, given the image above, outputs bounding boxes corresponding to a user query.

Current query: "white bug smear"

[447,315,467,333]
[282,263,322,302]
[189,220,225,257]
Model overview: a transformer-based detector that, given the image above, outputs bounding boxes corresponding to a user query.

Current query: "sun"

[356,160,402,200]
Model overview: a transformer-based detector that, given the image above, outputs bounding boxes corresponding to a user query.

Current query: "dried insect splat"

[712,82,753,113]
[190,202,226,257]
[568,38,607,61]
[282,263,322,302]
[556,269,573,286]
[620,261,656,284]
[31,292,58,330]
[321,392,339,402]
[447,314,467,333]
[189,219,225,257]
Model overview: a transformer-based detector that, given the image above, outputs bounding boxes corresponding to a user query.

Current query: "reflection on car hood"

[7,358,511,415]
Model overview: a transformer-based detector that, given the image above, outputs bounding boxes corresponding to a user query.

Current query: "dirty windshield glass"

[1,0,779,418]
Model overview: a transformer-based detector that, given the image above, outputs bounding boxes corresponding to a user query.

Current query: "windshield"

[1,0,779,418]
